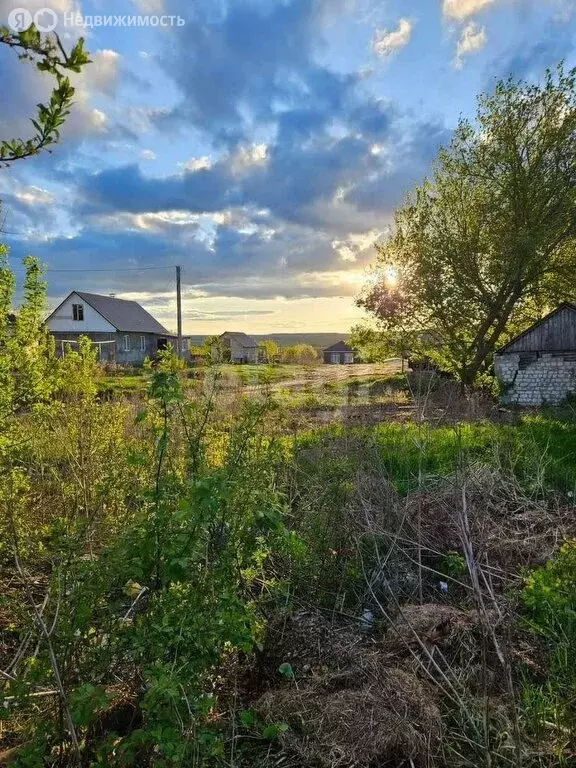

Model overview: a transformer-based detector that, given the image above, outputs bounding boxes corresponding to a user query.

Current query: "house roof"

[497,302,576,353]
[323,340,355,353]
[49,291,172,335]
[220,331,258,348]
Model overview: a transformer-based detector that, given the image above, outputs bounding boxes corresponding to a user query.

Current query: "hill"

[187,333,350,350]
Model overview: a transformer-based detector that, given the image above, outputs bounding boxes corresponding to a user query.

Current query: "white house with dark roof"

[46,291,188,364]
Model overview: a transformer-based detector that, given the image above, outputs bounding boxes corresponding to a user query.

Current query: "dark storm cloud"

[77,163,236,214]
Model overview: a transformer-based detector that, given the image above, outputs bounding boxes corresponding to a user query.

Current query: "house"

[494,303,576,405]
[218,331,259,364]
[46,291,188,365]
[323,340,357,364]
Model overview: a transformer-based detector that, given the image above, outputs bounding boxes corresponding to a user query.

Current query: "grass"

[293,413,576,495]
[97,374,150,396]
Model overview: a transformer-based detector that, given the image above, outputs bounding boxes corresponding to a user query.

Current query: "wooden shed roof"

[497,303,576,354]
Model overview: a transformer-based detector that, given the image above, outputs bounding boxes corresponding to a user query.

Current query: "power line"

[46,266,178,273]
[7,263,178,273]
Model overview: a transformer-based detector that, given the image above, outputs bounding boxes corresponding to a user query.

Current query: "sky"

[0,0,575,334]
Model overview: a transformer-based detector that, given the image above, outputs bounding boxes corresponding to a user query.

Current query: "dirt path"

[263,361,403,391]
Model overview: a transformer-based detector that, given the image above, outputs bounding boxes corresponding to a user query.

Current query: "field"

[2,352,576,767]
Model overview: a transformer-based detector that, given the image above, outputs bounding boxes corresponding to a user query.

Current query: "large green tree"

[358,65,576,387]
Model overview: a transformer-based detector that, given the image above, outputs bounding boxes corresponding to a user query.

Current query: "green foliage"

[350,323,419,363]
[439,550,467,578]
[278,662,295,679]
[359,64,576,387]
[239,709,289,742]
[521,541,576,764]
[281,343,319,365]
[0,25,90,165]
[1,341,295,763]
[293,415,576,496]
[523,539,576,633]
[258,339,280,364]
[0,250,57,443]
[206,334,230,364]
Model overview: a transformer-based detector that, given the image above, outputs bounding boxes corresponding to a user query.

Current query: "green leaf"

[278,662,294,679]
[263,723,289,740]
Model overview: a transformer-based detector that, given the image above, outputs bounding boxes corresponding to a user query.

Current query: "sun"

[384,266,398,288]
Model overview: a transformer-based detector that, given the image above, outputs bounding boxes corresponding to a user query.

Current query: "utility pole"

[176,265,182,357]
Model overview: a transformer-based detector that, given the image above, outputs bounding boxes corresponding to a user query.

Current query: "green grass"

[216,363,316,385]
[293,413,576,495]
[97,375,150,396]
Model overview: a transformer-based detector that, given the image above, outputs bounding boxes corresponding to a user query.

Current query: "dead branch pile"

[257,665,442,768]
[382,603,510,697]
[403,465,574,572]
[258,610,367,680]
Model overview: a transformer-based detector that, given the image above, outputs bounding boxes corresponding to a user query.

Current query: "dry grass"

[257,665,441,768]
[403,465,575,574]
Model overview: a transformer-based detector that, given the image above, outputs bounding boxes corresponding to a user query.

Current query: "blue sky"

[0,0,574,333]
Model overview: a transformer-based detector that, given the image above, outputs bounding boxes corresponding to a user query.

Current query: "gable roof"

[220,331,258,348]
[48,291,172,335]
[497,302,576,353]
[323,340,354,353]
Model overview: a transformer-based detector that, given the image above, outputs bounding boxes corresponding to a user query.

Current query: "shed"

[219,331,259,364]
[323,340,357,365]
[494,303,576,405]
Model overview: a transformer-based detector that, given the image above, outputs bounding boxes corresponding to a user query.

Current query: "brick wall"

[495,352,576,405]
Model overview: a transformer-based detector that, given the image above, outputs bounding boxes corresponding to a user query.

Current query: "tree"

[0,248,56,434]
[0,23,90,165]
[350,324,423,366]
[205,335,230,363]
[359,65,576,388]
[258,339,280,364]
[281,344,318,365]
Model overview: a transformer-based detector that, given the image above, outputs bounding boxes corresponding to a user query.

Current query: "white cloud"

[82,49,122,96]
[454,22,487,67]
[332,229,383,264]
[230,143,268,174]
[14,185,55,206]
[184,156,212,171]
[372,18,414,58]
[141,149,157,160]
[443,0,497,20]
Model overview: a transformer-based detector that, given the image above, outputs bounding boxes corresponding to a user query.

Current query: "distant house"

[218,331,259,364]
[46,291,188,365]
[323,340,357,364]
[495,303,576,405]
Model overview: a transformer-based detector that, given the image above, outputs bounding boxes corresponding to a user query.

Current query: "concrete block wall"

[495,353,576,405]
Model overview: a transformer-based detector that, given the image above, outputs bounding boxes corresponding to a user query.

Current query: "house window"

[330,352,340,364]
[140,336,146,352]
[72,303,84,321]
[123,335,131,352]
[343,353,354,364]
